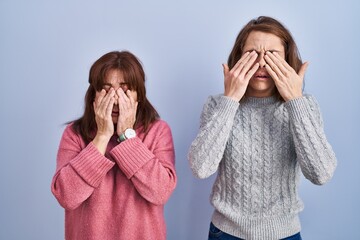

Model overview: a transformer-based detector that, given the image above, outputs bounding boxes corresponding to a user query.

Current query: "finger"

[273,52,293,72]
[126,90,136,105]
[222,63,229,77]
[265,52,288,75]
[264,54,286,79]
[117,88,129,105]
[232,51,257,76]
[95,89,106,107]
[134,101,139,119]
[105,97,115,117]
[115,88,122,104]
[117,89,130,114]
[93,101,97,112]
[231,51,250,71]
[244,63,260,81]
[230,51,254,73]
[240,53,259,76]
[265,64,279,83]
[99,89,115,113]
[298,62,309,79]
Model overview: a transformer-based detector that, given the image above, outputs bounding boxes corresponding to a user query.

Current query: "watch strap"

[117,133,127,143]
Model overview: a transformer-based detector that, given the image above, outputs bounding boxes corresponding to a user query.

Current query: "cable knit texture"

[51,120,176,240]
[188,94,337,240]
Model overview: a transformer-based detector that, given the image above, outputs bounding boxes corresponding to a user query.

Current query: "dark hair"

[72,51,159,144]
[228,16,303,97]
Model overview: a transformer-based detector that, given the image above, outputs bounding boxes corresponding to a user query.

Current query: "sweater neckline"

[242,95,279,107]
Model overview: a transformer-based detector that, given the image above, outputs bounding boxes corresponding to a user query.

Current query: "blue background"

[0,0,359,239]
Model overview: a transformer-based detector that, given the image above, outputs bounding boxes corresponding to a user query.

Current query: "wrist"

[284,94,303,102]
[117,128,136,143]
[94,132,112,141]
[117,124,134,136]
[92,134,111,155]
[224,94,241,102]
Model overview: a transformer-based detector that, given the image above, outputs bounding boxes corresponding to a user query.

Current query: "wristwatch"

[117,128,136,142]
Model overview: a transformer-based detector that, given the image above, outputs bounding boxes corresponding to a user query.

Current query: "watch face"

[124,128,136,139]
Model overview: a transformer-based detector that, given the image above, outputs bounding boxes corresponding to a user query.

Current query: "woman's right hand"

[223,51,259,101]
[92,88,115,154]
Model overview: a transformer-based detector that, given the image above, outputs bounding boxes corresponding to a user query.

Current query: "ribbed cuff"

[284,97,311,121]
[110,137,154,179]
[70,142,115,187]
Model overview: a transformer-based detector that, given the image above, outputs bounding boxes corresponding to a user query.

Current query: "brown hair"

[72,51,159,144]
[228,16,303,97]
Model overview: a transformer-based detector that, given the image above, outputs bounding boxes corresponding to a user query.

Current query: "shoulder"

[302,94,321,111]
[60,122,84,148]
[283,94,320,109]
[205,94,228,104]
[303,93,317,102]
[141,119,174,145]
[63,122,77,137]
[204,94,239,109]
[148,119,172,134]
[140,119,173,139]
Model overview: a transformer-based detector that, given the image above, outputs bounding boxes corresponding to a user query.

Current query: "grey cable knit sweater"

[188,94,337,240]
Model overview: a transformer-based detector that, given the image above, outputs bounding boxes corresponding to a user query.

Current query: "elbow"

[59,201,81,211]
[189,157,216,179]
[188,154,214,179]
[150,196,169,206]
[310,176,329,186]
[316,172,335,185]
[150,186,177,206]
[150,176,177,206]
[51,185,81,211]
[53,193,81,211]
[308,168,336,186]
[304,156,337,186]
[191,167,212,179]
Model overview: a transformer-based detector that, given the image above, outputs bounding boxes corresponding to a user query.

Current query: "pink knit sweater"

[51,120,177,240]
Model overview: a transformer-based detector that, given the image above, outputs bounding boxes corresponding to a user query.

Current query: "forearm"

[286,96,337,185]
[51,143,115,209]
[132,159,176,205]
[188,95,239,178]
[110,132,176,205]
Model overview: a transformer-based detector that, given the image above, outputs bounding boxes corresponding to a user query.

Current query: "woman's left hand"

[264,51,308,101]
[116,89,138,136]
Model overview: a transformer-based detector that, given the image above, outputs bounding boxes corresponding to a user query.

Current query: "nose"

[257,52,266,68]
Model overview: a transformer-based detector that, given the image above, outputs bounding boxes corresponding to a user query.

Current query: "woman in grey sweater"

[188,16,337,240]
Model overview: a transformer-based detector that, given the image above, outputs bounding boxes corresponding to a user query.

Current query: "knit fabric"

[51,120,176,240]
[188,94,337,240]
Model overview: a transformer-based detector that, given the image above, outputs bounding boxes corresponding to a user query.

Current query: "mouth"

[253,72,270,80]
[111,110,119,116]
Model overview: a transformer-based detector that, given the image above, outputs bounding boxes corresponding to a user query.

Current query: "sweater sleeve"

[51,125,115,210]
[285,95,337,185]
[188,95,239,179]
[109,121,176,205]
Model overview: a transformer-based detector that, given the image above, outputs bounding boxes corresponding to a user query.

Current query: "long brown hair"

[228,16,303,97]
[72,51,159,144]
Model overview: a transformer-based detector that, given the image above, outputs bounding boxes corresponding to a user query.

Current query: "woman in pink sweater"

[51,51,177,240]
